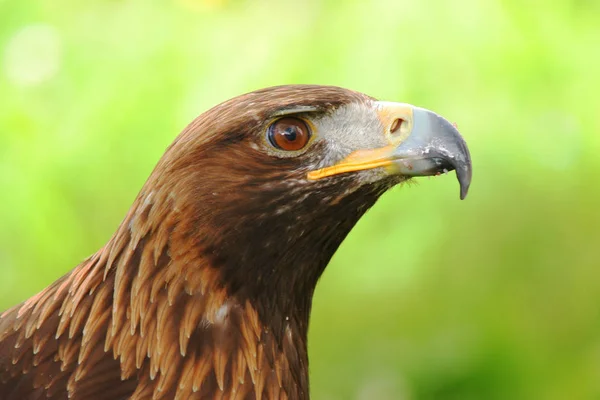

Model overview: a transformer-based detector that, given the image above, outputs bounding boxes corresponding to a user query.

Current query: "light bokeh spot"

[4,24,62,87]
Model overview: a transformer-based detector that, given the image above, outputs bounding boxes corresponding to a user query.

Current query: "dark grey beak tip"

[435,114,472,200]
[458,165,472,200]
[454,137,472,201]
[389,107,472,200]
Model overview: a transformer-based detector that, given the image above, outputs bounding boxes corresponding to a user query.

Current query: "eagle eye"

[267,117,311,151]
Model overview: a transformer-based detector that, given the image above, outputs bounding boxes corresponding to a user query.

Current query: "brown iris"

[267,117,311,151]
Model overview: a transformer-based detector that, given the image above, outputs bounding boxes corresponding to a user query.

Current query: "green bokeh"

[1,0,599,398]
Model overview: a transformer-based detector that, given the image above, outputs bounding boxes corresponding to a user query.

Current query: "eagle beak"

[307,102,472,200]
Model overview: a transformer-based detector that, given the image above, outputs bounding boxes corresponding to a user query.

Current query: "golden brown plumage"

[0,85,471,399]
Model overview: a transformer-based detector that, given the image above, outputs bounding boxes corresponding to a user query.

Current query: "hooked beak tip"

[390,107,472,200]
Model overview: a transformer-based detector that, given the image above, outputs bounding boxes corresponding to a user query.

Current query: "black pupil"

[282,126,298,142]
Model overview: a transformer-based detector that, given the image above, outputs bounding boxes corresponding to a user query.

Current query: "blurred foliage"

[1,0,599,398]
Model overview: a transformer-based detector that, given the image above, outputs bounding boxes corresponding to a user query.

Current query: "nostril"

[390,118,403,135]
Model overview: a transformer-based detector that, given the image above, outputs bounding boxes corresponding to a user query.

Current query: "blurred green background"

[1,0,599,398]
